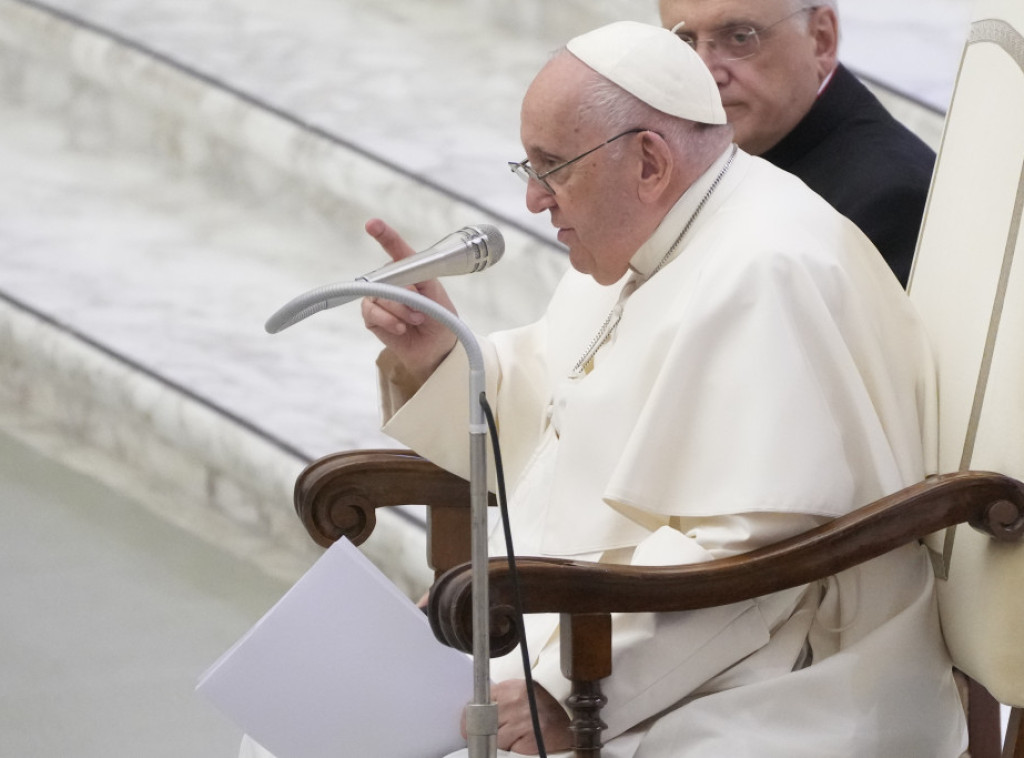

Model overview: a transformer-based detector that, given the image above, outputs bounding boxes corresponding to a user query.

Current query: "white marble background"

[0,0,974,583]
[0,0,568,463]
[0,0,970,454]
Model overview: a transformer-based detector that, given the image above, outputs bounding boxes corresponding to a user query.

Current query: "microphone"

[264,223,504,334]
[357,223,504,289]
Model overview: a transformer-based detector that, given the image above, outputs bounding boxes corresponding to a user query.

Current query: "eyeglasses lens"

[675,25,760,61]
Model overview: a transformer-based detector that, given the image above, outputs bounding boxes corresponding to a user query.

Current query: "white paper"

[196,538,473,758]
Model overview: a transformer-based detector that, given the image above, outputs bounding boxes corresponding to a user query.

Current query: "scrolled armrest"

[294,449,477,547]
[429,470,1024,656]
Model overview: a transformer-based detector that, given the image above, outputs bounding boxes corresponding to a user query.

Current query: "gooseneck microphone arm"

[265,281,497,758]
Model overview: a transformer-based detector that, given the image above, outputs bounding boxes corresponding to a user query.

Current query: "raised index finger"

[364,218,416,263]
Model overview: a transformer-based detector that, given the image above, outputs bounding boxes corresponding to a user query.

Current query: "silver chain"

[570,303,625,377]
[652,144,737,277]
[570,145,737,377]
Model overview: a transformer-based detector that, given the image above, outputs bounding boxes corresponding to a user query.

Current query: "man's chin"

[566,247,591,276]
[725,115,752,145]
[722,107,759,148]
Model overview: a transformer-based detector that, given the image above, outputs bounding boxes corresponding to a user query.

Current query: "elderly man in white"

[243,20,966,758]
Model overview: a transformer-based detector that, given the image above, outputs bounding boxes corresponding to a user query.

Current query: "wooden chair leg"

[560,613,612,757]
[967,676,1002,758]
[567,679,608,757]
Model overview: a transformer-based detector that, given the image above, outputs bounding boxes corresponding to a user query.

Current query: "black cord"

[480,392,548,758]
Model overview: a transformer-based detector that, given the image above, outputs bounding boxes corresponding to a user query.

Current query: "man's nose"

[524,179,556,214]
[692,40,725,69]
[692,42,731,86]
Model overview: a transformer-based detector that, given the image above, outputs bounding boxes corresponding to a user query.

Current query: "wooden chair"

[296,453,1023,758]
[292,4,1024,756]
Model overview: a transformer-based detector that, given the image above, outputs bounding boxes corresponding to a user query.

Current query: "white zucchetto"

[567,20,727,125]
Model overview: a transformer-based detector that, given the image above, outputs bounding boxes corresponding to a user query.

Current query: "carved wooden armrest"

[427,470,1024,757]
[430,470,1024,652]
[294,449,493,575]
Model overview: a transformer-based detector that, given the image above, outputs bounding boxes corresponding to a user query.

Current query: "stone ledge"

[0,296,435,598]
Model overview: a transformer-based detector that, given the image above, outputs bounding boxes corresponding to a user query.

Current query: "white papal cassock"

[240,148,967,758]
[379,148,967,758]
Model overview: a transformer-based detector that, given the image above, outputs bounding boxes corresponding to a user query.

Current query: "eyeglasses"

[671,6,817,62]
[508,128,647,194]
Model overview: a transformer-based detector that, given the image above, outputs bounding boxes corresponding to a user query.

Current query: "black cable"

[480,392,547,758]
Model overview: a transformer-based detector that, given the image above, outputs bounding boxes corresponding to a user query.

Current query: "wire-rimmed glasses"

[671,6,818,62]
[508,128,648,194]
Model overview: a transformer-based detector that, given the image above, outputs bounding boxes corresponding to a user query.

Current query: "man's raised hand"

[360,218,459,384]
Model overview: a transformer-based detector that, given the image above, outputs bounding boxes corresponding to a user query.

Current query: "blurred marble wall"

[0,0,967,592]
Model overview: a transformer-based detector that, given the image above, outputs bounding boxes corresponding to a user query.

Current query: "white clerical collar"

[629,144,738,279]
[818,66,837,96]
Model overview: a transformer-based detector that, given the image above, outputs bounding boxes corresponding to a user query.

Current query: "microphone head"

[464,224,504,270]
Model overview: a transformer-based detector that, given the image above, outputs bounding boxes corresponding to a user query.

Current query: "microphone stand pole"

[266,282,497,758]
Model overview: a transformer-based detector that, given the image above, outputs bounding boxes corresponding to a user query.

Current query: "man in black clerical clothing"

[660,0,936,286]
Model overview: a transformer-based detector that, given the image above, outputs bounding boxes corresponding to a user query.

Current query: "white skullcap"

[566,20,726,125]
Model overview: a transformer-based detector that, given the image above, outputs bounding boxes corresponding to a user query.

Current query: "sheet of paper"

[196,538,473,758]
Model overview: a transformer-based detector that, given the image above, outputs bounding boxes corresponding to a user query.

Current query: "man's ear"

[637,131,673,204]
[809,6,839,80]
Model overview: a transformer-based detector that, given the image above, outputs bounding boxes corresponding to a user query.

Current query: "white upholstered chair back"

[908,0,1024,707]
